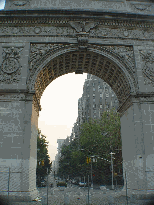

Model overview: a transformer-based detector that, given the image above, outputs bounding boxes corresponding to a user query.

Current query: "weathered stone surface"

[0,3,154,201]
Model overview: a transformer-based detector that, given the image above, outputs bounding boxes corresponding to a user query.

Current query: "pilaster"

[0,93,39,201]
[120,94,154,198]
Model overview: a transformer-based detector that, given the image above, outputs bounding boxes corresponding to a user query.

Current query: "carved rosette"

[0,47,22,84]
[139,51,154,87]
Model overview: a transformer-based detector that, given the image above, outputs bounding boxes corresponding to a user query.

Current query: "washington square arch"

[0,0,154,202]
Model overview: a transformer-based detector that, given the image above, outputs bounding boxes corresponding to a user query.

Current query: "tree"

[36,129,52,186]
[58,108,123,185]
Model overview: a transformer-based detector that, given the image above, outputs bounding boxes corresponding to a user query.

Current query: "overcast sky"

[0,1,87,161]
[39,73,87,161]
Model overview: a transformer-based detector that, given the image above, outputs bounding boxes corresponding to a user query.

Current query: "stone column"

[120,94,154,198]
[0,93,39,202]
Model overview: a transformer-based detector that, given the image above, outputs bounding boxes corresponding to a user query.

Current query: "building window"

[106,103,110,109]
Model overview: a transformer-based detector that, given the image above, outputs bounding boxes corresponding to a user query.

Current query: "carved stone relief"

[92,45,135,73]
[77,34,89,51]
[0,23,154,40]
[69,21,99,33]
[0,26,75,36]
[28,43,76,88]
[139,50,154,87]
[130,3,153,12]
[10,0,30,8]
[0,47,23,84]
[28,43,137,97]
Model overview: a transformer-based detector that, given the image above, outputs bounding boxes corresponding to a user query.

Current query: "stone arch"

[28,44,137,115]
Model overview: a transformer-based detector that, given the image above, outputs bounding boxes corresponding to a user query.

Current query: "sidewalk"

[10,190,154,205]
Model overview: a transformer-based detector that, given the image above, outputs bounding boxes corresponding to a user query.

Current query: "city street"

[10,173,154,205]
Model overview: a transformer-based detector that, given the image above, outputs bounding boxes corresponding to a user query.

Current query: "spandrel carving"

[139,50,154,87]
[0,47,23,84]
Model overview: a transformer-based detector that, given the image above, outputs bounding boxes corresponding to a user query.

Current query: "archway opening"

[33,50,132,115]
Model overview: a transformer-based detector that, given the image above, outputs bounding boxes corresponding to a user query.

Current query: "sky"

[38,73,87,161]
[0,1,87,161]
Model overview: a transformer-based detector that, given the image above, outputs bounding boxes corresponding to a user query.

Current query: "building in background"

[53,139,65,174]
[70,73,119,141]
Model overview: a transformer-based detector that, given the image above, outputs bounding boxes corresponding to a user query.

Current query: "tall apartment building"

[71,74,119,140]
[78,74,119,124]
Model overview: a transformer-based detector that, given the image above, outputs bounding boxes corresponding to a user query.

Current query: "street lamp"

[110,152,115,190]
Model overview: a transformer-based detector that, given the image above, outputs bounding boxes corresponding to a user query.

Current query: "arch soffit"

[29,45,136,96]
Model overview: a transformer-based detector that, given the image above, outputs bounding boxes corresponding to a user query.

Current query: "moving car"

[79,182,86,187]
[57,181,67,187]
[79,182,91,187]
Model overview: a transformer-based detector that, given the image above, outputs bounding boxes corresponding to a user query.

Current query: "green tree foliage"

[36,129,52,186]
[58,108,123,185]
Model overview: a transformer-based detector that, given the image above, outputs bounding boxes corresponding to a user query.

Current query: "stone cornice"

[0,93,34,102]
[0,10,154,27]
[118,92,154,116]
[1,9,154,20]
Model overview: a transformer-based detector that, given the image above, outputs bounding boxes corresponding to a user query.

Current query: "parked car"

[79,182,86,187]
[57,181,67,187]
[41,180,47,187]
[100,185,107,193]
[72,179,79,185]
[79,182,91,187]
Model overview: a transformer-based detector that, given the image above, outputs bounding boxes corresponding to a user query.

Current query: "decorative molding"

[0,25,154,41]
[0,93,33,101]
[28,43,137,115]
[69,21,98,33]
[0,17,153,30]
[77,33,89,51]
[28,43,76,90]
[91,45,136,84]
[130,3,153,11]
[29,44,136,82]
[117,93,154,117]
[10,0,30,7]
[139,50,154,87]
[0,47,23,84]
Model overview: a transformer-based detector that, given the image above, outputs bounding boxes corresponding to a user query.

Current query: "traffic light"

[41,160,44,166]
[86,157,91,164]
[114,173,118,177]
